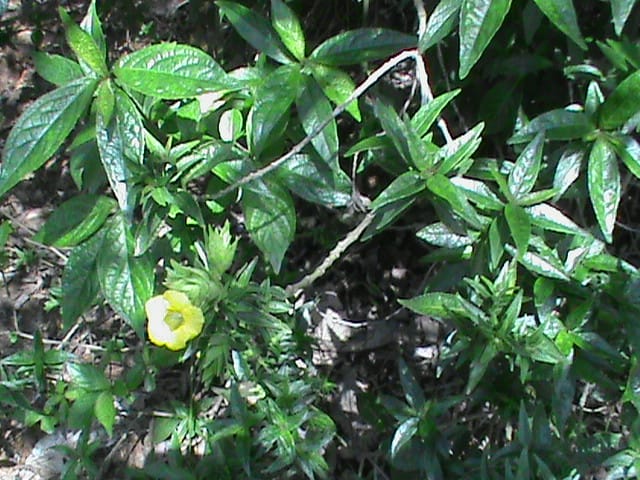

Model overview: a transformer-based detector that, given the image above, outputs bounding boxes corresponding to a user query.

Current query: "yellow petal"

[145,291,204,350]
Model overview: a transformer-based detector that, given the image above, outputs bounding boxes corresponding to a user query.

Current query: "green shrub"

[1,0,640,478]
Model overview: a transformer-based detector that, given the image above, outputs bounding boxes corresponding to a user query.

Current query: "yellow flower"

[145,290,204,350]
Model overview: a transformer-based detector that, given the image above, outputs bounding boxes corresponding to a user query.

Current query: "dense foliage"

[2,0,640,478]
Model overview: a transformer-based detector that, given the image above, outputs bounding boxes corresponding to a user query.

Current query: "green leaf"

[467,343,497,393]
[115,43,236,99]
[427,174,483,229]
[598,70,640,130]
[597,38,640,72]
[95,89,144,214]
[0,385,33,410]
[34,195,115,247]
[508,132,545,200]
[526,203,585,235]
[488,217,504,269]
[585,81,604,118]
[613,135,640,179]
[59,8,108,77]
[271,0,305,61]
[505,203,531,256]
[175,141,235,184]
[390,417,419,459]
[398,358,426,410]
[114,89,145,165]
[400,292,485,320]
[532,0,586,50]
[95,391,116,436]
[411,89,461,136]
[553,144,585,200]
[296,76,339,169]
[419,0,462,51]
[217,1,291,64]
[249,64,301,157]
[310,63,361,121]
[0,221,13,252]
[459,0,513,79]
[479,80,522,135]
[363,197,417,240]
[61,230,104,328]
[32,52,84,86]
[373,100,414,167]
[94,79,115,125]
[417,222,474,248]
[242,179,296,273]
[68,391,99,430]
[588,137,620,243]
[310,28,416,66]
[80,0,106,57]
[96,99,130,214]
[67,363,111,391]
[552,362,575,432]
[509,109,594,144]
[611,0,637,36]
[451,177,504,210]
[371,171,426,210]
[436,122,484,175]
[507,245,569,280]
[277,154,351,207]
[517,401,532,447]
[0,77,98,199]
[97,215,154,335]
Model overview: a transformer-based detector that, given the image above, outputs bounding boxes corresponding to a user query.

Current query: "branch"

[210,49,417,201]
[285,211,375,297]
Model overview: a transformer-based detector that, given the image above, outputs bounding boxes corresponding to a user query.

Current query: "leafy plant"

[2,0,640,478]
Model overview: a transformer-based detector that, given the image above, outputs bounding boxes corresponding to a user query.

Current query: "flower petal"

[146,290,204,350]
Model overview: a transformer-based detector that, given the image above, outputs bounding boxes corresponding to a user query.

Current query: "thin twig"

[95,432,129,480]
[436,42,469,132]
[413,52,453,143]
[0,209,68,263]
[285,212,375,296]
[8,309,130,352]
[210,49,417,201]
[413,0,427,40]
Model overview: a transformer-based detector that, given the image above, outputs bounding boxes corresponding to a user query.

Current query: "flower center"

[165,310,184,330]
